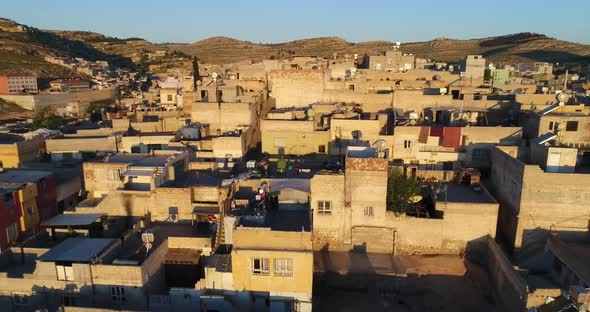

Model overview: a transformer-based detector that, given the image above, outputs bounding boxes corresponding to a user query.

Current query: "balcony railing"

[419,145,459,153]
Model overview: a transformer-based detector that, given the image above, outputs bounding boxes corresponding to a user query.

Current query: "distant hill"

[1,17,589,76]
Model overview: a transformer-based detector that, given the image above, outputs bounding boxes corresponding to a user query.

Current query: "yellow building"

[16,182,40,232]
[231,211,313,311]
[0,134,45,168]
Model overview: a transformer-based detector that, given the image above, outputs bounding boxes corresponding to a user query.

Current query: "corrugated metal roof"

[41,213,105,227]
[39,238,115,263]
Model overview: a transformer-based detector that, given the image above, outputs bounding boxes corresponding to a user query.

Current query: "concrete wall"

[46,136,118,153]
[191,102,257,132]
[490,147,590,250]
[0,89,115,112]
[466,236,528,312]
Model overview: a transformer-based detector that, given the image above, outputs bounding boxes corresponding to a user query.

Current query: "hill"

[1,17,589,75]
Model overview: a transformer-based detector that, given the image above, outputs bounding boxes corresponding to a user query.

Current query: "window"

[364,206,374,216]
[112,286,126,303]
[108,169,121,181]
[317,201,331,214]
[548,121,557,131]
[252,258,269,276]
[404,140,412,149]
[565,121,578,132]
[167,94,173,102]
[318,145,326,153]
[56,263,74,281]
[7,223,19,243]
[274,258,293,277]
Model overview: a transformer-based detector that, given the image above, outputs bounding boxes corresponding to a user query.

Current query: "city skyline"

[3,0,590,44]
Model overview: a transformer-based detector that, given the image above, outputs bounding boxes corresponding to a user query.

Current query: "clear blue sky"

[3,0,590,44]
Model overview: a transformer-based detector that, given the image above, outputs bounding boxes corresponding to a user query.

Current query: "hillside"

[1,17,589,75]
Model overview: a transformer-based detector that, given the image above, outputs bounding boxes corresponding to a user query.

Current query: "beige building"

[311,146,499,254]
[489,145,590,252]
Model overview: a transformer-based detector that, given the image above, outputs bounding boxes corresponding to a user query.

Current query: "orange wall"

[0,76,9,95]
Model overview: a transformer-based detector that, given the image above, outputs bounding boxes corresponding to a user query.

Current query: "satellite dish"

[373,139,388,151]
[556,92,568,104]
[396,42,401,46]
[196,80,202,86]
[212,72,218,80]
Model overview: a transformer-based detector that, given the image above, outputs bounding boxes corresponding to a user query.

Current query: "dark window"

[318,145,326,153]
[565,121,578,132]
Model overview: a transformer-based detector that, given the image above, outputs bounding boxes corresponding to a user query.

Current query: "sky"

[2,0,590,44]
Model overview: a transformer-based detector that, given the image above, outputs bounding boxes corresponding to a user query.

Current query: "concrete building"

[489,145,590,252]
[0,74,38,95]
[310,146,499,254]
[458,55,486,84]
[485,68,511,86]
[369,48,415,72]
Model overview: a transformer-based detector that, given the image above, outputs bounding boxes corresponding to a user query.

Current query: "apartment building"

[0,74,38,95]
[0,169,58,250]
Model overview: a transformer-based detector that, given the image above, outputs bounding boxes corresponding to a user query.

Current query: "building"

[50,80,91,93]
[0,169,58,248]
[311,146,499,254]
[489,145,590,252]
[458,55,486,84]
[0,133,45,168]
[485,68,511,86]
[369,47,415,72]
[0,74,38,95]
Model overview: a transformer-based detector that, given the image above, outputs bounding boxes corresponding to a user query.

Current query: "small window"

[364,206,374,216]
[112,286,126,303]
[318,145,326,153]
[548,121,557,131]
[404,140,412,149]
[349,84,355,91]
[167,94,173,102]
[252,258,270,276]
[565,121,578,132]
[274,258,293,277]
[317,201,332,214]
[7,223,19,243]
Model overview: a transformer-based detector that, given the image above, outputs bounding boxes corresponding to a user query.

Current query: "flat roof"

[41,213,105,227]
[39,238,115,263]
[271,178,310,193]
[0,169,51,184]
[438,183,497,204]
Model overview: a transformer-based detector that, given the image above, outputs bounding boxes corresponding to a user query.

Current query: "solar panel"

[532,132,557,145]
[538,104,560,116]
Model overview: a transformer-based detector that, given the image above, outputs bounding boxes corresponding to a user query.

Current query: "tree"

[386,169,420,215]
[31,110,65,130]
[192,56,200,90]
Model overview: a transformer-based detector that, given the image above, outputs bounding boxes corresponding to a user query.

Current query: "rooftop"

[38,238,115,263]
[238,209,311,232]
[436,183,497,204]
[41,213,105,228]
[0,169,51,184]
